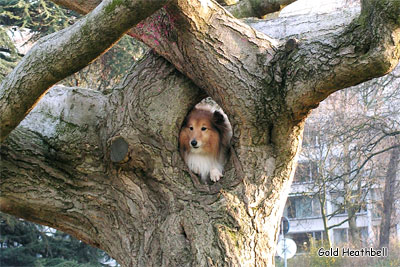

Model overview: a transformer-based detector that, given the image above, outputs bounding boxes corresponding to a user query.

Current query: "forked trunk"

[0,53,302,266]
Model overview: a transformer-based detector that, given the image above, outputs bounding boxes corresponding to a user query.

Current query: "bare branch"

[283,0,400,119]
[0,85,108,246]
[51,1,400,144]
[325,217,351,230]
[329,144,400,185]
[0,0,168,142]
[223,0,297,18]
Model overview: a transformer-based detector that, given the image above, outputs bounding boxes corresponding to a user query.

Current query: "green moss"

[358,0,400,26]
[105,0,124,14]
[54,120,80,138]
[219,224,244,249]
[227,229,241,248]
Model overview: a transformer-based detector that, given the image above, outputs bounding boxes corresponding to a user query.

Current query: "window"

[303,128,325,147]
[359,227,369,245]
[284,195,321,219]
[293,161,319,183]
[333,228,348,244]
[289,232,309,253]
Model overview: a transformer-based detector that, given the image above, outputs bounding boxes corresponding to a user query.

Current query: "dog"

[179,104,232,183]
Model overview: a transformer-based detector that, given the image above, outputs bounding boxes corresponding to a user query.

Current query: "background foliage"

[0,0,78,39]
[0,212,110,266]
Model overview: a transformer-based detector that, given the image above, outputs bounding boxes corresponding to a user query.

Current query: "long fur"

[179,104,232,183]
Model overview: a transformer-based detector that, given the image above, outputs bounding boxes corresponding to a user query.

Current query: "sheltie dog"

[179,104,232,183]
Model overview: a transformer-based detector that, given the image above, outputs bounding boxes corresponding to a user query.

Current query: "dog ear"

[182,108,195,127]
[181,116,188,127]
[212,110,231,151]
[213,110,225,126]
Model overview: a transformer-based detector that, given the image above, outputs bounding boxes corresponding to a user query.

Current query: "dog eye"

[201,127,207,131]
[189,126,193,131]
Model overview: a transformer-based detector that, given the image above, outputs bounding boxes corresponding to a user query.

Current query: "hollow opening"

[178,97,232,184]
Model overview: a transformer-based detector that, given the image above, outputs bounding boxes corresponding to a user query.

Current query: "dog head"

[179,107,225,157]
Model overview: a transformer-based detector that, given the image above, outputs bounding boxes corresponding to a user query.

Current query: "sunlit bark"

[1,0,399,265]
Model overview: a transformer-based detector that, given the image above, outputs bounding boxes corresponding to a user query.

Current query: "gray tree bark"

[1,0,400,266]
[218,0,297,18]
[379,146,400,249]
[0,0,168,142]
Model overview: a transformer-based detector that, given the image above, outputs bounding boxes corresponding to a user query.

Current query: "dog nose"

[191,140,198,147]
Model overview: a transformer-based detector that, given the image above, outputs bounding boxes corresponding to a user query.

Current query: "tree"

[0,0,78,40]
[0,0,399,265]
[379,146,400,249]
[0,212,108,266]
[297,63,400,248]
[298,86,399,247]
[0,26,23,80]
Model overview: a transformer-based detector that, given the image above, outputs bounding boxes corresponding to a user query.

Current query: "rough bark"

[1,51,287,265]
[53,0,296,19]
[1,54,205,266]
[220,0,297,18]
[379,146,400,249]
[1,0,400,266]
[0,0,168,142]
[58,0,400,125]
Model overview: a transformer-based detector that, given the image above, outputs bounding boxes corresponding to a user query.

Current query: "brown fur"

[179,104,231,182]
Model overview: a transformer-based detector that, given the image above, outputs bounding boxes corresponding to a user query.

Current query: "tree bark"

[1,0,400,266]
[55,0,400,128]
[379,146,400,249]
[319,182,333,248]
[0,0,168,142]
[220,0,297,18]
[1,51,289,266]
[1,54,206,266]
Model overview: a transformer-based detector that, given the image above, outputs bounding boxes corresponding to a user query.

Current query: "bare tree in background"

[298,64,400,247]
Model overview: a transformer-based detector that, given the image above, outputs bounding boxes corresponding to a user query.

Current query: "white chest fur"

[186,153,223,182]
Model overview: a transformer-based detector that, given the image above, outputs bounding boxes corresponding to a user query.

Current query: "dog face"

[179,109,221,157]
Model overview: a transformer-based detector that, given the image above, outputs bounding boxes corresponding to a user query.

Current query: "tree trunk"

[1,0,400,266]
[379,146,400,249]
[347,208,360,245]
[319,182,333,248]
[0,52,297,266]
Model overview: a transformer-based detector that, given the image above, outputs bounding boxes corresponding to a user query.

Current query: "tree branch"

[222,0,297,18]
[49,0,282,142]
[0,0,168,142]
[130,1,282,136]
[50,0,400,145]
[0,85,108,247]
[281,0,400,120]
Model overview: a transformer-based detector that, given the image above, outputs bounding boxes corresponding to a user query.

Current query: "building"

[281,77,400,253]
